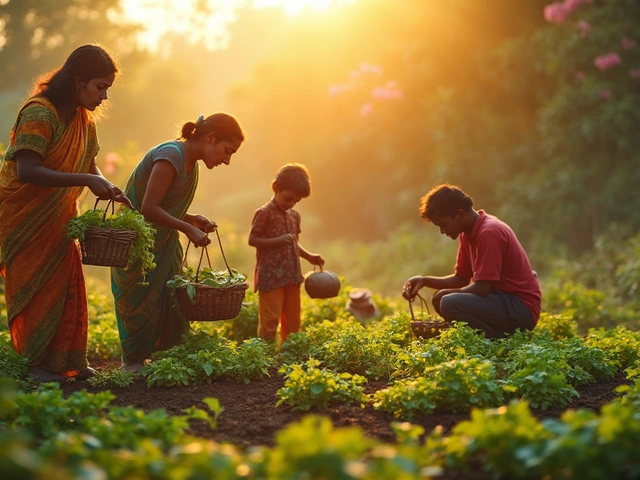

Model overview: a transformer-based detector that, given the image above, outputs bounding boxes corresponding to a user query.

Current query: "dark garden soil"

[61,363,631,450]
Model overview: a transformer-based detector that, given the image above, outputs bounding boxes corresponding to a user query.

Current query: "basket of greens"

[408,293,450,339]
[168,230,248,321]
[66,199,156,277]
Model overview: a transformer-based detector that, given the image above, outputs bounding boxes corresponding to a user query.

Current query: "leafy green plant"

[503,344,579,410]
[322,322,400,380]
[87,365,136,388]
[373,358,504,419]
[277,358,368,411]
[66,206,157,279]
[166,266,247,304]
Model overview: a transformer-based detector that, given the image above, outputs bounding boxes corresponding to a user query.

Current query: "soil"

[61,363,630,451]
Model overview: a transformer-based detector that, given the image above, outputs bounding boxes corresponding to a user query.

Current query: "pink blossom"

[544,2,570,23]
[103,152,121,175]
[577,20,590,38]
[621,36,637,51]
[359,62,383,75]
[630,69,640,79]
[575,71,586,80]
[594,52,621,71]
[328,83,351,97]
[372,87,392,100]
[600,89,612,100]
[360,103,373,116]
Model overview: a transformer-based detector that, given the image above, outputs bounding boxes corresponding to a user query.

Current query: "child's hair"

[272,163,311,198]
[31,44,118,120]
[419,184,474,221]
[179,113,245,143]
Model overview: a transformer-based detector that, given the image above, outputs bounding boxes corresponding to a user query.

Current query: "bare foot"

[28,365,65,382]
[122,362,144,373]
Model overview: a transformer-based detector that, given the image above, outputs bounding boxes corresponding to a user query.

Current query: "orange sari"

[0,97,98,375]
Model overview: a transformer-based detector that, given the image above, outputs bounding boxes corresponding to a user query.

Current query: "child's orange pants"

[258,284,301,343]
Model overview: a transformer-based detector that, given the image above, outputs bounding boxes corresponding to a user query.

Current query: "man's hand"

[402,275,424,300]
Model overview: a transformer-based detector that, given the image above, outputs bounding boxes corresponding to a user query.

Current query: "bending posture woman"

[0,44,129,382]
[111,113,244,372]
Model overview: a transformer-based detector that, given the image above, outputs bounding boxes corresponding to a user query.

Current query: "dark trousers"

[439,291,535,339]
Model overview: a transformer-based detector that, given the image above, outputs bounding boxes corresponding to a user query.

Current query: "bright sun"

[113,0,356,53]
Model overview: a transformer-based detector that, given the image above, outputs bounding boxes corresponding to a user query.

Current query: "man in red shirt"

[402,184,541,338]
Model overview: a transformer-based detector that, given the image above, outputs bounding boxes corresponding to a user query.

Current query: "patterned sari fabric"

[0,97,98,375]
[111,144,198,364]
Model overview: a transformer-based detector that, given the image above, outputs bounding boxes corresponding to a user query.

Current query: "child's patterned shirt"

[250,200,304,292]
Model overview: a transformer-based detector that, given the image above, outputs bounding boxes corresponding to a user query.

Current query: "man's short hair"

[419,184,474,220]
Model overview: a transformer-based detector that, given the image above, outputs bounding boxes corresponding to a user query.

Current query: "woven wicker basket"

[407,293,451,339]
[411,320,451,339]
[82,226,138,268]
[174,230,248,322]
[80,199,138,268]
[176,282,248,321]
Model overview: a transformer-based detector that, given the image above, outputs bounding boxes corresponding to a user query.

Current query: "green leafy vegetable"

[66,206,157,279]
[166,266,247,304]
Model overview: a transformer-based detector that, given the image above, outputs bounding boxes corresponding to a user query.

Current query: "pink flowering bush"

[328,61,404,117]
[594,53,621,71]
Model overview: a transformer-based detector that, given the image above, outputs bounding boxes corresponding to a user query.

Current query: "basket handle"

[408,292,430,320]
[93,198,115,222]
[181,229,236,283]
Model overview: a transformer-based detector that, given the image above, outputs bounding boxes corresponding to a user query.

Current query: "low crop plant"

[503,345,579,410]
[443,400,552,478]
[370,310,414,347]
[322,323,400,380]
[276,358,368,411]
[373,358,504,419]
[431,322,495,360]
[266,415,372,479]
[278,331,321,366]
[392,340,447,380]
[87,365,136,388]
[585,326,640,370]
[535,311,579,340]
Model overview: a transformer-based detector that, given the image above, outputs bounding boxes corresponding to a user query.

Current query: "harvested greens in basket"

[66,206,156,278]
[167,266,247,305]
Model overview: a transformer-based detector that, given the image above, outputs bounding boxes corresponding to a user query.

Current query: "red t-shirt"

[454,210,542,322]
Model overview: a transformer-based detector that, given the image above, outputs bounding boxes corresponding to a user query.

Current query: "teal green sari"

[111,141,198,363]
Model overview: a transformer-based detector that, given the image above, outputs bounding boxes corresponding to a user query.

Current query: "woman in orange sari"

[0,44,130,382]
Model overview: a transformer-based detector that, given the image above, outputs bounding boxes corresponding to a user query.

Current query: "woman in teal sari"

[111,114,245,371]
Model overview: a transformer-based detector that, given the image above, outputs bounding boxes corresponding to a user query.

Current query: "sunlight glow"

[114,0,358,53]
[252,0,356,16]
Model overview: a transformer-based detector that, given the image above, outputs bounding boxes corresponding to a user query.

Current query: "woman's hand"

[113,187,134,209]
[186,214,218,233]
[86,175,117,200]
[185,225,211,247]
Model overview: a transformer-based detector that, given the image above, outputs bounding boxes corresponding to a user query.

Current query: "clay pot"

[304,266,341,299]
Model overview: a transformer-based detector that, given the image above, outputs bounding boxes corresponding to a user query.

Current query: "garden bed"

[61,363,630,448]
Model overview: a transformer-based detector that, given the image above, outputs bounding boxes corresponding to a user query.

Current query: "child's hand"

[279,233,297,245]
[308,254,325,267]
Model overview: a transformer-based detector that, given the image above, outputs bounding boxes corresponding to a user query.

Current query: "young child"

[248,163,324,343]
